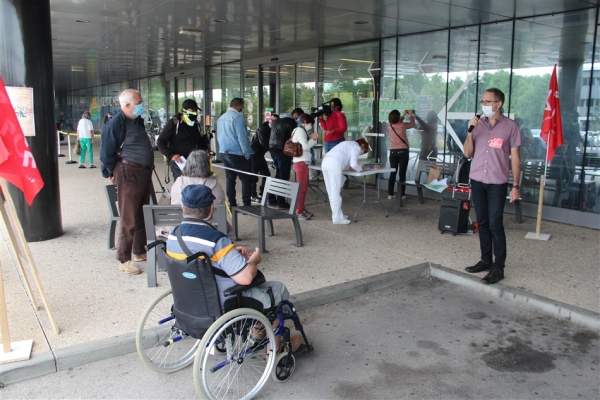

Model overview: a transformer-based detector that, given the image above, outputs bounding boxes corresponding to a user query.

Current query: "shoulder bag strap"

[391,125,410,148]
[175,222,230,278]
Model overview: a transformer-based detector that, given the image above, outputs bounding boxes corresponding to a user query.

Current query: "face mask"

[304,124,313,131]
[133,103,144,117]
[182,114,195,126]
[268,123,272,128]
[107,115,112,119]
[296,117,301,126]
[482,104,496,118]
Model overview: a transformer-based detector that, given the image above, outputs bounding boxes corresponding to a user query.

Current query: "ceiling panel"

[48,0,598,92]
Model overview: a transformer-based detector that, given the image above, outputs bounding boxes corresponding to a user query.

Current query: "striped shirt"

[165,217,247,306]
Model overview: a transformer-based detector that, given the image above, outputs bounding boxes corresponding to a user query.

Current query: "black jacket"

[251,121,271,156]
[100,111,144,178]
[157,116,210,160]
[269,117,296,153]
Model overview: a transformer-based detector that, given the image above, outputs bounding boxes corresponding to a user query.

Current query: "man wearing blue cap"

[166,184,289,308]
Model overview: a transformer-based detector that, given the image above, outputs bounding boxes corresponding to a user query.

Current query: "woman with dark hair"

[387,109,414,200]
[76,111,95,168]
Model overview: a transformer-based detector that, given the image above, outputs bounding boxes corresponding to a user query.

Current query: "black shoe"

[276,202,291,210]
[78,165,86,169]
[465,260,491,273]
[482,268,504,284]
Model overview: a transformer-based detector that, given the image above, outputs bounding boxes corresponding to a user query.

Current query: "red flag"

[540,64,564,163]
[0,76,44,205]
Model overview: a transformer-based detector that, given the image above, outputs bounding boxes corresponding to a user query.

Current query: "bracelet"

[513,185,520,190]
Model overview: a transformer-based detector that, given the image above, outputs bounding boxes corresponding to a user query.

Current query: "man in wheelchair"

[166,184,290,310]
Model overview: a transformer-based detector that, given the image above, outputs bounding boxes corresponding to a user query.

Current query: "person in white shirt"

[291,114,319,220]
[321,138,369,224]
[76,111,96,168]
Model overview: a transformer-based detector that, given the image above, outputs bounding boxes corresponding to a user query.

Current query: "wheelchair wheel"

[193,308,276,400]
[272,353,295,382]
[136,288,200,373]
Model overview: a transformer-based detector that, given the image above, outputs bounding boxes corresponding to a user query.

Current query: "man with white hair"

[100,89,154,275]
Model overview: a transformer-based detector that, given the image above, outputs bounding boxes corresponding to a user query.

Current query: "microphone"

[468,112,482,133]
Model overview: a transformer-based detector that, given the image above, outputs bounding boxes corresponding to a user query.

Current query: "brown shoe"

[133,253,147,262]
[119,261,141,275]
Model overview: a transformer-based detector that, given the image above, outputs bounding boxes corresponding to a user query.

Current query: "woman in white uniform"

[321,138,369,224]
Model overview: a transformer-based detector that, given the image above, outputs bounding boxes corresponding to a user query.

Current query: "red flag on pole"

[0,76,44,205]
[540,64,564,163]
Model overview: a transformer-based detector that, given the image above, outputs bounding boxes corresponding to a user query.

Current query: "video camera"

[310,103,332,118]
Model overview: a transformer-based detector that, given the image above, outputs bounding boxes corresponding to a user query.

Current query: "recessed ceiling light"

[179,27,202,36]
[76,19,90,23]
[160,37,172,41]
[354,21,368,25]
[71,66,84,72]
[213,19,228,23]
[52,37,63,41]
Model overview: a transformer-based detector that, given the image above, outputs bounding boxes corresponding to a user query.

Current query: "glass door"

[243,68,259,132]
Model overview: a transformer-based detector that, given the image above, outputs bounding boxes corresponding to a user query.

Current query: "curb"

[2,263,598,386]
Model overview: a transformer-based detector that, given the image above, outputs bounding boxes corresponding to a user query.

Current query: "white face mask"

[482,103,497,118]
[304,124,313,131]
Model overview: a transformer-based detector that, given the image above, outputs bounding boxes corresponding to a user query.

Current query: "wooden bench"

[231,177,303,253]
[397,160,457,207]
[142,203,228,287]
[104,182,158,250]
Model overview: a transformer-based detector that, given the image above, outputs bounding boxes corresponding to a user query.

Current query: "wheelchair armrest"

[223,270,266,297]
[146,240,166,251]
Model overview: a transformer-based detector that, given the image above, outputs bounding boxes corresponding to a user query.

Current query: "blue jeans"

[470,179,507,270]
[324,137,344,153]
[220,153,253,207]
[324,138,348,187]
[269,151,292,206]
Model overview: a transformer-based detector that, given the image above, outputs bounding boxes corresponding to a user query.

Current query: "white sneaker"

[401,195,407,200]
[388,195,396,200]
[333,218,351,225]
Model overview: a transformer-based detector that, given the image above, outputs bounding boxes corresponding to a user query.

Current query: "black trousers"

[221,153,253,207]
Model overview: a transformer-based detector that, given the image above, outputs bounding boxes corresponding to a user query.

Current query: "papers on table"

[175,156,186,171]
[424,178,448,193]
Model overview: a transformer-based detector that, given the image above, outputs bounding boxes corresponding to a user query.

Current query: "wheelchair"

[136,233,313,400]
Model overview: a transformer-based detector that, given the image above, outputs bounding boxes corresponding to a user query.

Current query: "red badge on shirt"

[489,137,504,149]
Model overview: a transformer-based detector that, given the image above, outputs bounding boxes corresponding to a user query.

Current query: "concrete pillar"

[0,0,63,241]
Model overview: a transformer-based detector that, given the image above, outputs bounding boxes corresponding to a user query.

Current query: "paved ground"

[0,140,598,386]
[2,276,598,399]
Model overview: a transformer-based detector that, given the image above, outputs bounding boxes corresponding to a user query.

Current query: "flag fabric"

[540,64,564,163]
[0,76,44,205]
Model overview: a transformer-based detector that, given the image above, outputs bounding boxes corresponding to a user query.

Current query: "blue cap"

[181,184,215,208]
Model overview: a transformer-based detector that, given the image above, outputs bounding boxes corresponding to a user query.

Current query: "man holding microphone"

[463,88,521,284]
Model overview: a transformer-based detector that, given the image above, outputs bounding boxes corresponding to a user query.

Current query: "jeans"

[113,161,153,262]
[293,162,309,214]
[470,179,508,270]
[269,152,292,206]
[388,149,409,196]
[324,137,345,153]
[324,138,348,187]
[220,153,253,207]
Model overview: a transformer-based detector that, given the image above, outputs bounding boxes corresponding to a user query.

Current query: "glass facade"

[60,6,600,221]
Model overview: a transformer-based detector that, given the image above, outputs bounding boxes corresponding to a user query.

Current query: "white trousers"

[322,157,346,222]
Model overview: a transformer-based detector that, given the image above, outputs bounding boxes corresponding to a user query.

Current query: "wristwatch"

[513,185,520,190]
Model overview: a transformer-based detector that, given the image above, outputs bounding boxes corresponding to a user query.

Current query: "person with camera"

[268,113,297,209]
[319,98,349,188]
[387,109,415,200]
[157,99,210,181]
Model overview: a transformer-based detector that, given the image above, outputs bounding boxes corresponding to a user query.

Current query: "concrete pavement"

[0,140,599,386]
